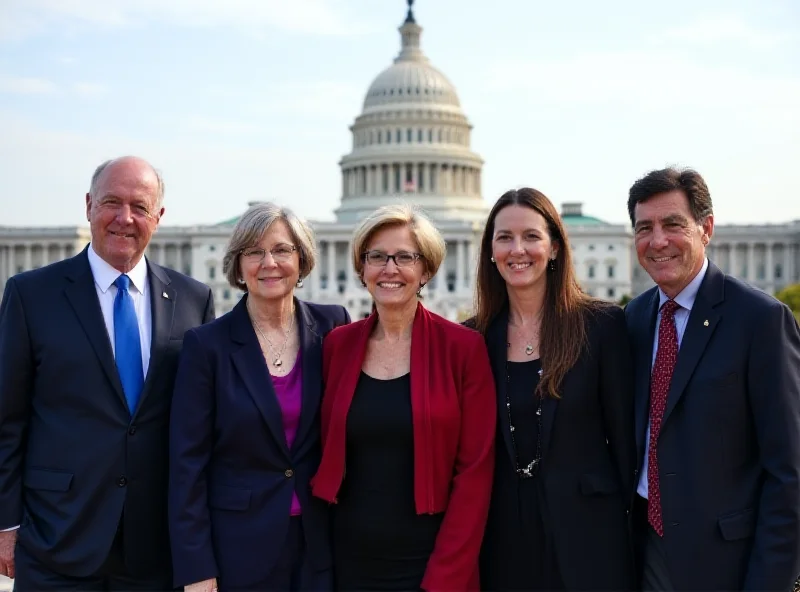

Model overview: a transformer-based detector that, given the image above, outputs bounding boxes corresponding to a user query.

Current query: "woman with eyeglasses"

[168,203,350,592]
[311,204,496,591]
[471,188,636,591]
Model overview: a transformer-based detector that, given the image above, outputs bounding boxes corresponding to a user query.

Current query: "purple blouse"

[270,353,303,516]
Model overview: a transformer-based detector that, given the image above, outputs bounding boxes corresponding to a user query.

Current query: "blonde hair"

[222,202,317,291]
[351,203,446,280]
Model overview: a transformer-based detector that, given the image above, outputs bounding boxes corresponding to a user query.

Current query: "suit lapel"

[634,289,660,457]
[230,297,291,459]
[292,300,322,451]
[486,311,516,466]
[662,263,724,425]
[63,249,127,408]
[135,261,175,416]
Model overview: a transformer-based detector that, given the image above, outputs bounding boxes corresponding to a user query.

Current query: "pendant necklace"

[248,303,295,369]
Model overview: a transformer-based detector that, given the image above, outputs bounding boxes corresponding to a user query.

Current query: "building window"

[223,289,231,301]
[209,266,216,280]
[378,130,383,144]
[382,166,389,192]
[588,265,595,279]
[417,129,423,142]
[757,264,765,280]
[589,245,595,251]
[396,129,401,143]
[183,265,191,276]
[438,129,442,142]
[607,288,615,299]
[386,129,391,144]
[394,165,401,192]
[608,265,615,278]
[430,166,437,191]
[209,245,216,252]
[417,164,425,191]
[428,129,433,142]
[608,245,614,251]
[407,128,412,143]
[776,264,783,279]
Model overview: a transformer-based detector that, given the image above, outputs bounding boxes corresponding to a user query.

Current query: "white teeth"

[509,263,531,269]
[378,282,402,288]
[652,256,672,262]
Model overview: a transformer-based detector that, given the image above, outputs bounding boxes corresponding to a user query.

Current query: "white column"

[787,243,796,284]
[327,241,337,294]
[342,170,347,197]
[765,242,774,287]
[747,243,755,281]
[0,245,6,282]
[24,245,32,271]
[346,239,355,291]
[467,238,476,287]
[456,239,466,291]
[730,244,739,277]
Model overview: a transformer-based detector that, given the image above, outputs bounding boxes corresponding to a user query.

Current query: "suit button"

[128,425,137,435]
[284,469,294,478]
[634,469,639,476]
[118,476,127,487]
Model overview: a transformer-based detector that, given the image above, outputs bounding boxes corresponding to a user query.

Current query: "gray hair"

[223,202,317,291]
[89,157,165,206]
[351,203,446,278]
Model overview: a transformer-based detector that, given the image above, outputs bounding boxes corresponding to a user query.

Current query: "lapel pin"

[703,320,709,326]
[162,292,170,299]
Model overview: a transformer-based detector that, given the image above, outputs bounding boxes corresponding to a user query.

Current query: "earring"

[416,282,426,297]
[237,278,245,284]
[490,256,496,263]
[548,258,556,272]
[296,277,304,288]
[360,277,366,288]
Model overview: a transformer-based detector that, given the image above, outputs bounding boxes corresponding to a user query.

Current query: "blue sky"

[0,0,798,227]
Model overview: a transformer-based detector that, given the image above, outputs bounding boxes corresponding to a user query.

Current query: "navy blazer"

[168,296,350,589]
[477,303,636,590]
[0,248,214,578]
[626,261,800,590]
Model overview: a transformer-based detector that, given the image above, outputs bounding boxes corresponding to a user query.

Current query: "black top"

[332,372,443,591]
[482,359,565,591]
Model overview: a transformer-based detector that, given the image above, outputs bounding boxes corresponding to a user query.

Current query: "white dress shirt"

[1,247,153,533]
[87,243,152,379]
[637,257,709,499]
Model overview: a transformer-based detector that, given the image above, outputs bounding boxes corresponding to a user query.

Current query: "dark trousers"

[14,527,172,591]
[633,495,675,592]
[221,516,331,592]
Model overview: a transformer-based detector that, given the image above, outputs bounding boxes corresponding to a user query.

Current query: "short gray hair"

[89,157,165,206]
[223,202,317,291]
[352,203,445,278]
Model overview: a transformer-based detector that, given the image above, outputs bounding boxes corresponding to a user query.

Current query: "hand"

[185,578,217,592]
[0,529,17,579]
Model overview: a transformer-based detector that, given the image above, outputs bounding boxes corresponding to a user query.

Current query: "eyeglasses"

[240,244,297,264]
[362,250,422,268]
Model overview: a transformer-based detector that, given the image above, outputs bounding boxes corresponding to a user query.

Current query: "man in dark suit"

[625,166,800,591]
[0,156,215,589]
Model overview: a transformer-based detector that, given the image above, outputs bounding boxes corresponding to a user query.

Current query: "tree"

[775,284,800,322]
[617,294,632,307]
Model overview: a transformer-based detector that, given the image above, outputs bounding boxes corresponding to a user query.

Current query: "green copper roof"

[216,215,241,226]
[561,214,608,226]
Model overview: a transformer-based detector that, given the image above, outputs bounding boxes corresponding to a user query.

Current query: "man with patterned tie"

[624,167,800,591]
[0,156,215,589]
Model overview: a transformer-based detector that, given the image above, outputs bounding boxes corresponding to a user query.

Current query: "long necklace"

[504,359,544,479]
[248,303,295,369]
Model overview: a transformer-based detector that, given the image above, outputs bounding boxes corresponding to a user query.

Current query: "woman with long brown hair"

[472,188,636,590]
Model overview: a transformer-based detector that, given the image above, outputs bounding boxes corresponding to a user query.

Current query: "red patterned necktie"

[647,299,680,536]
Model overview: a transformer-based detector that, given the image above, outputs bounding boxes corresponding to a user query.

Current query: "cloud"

[0,0,374,41]
[0,76,58,94]
[659,16,791,49]
[71,82,109,98]
[486,49,800,113]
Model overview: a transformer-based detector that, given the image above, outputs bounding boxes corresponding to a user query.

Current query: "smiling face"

[85,157,164,273]
[239,220,300,304]
[491,204,558,292]
[634,189,713,298]
[361,224,430,310]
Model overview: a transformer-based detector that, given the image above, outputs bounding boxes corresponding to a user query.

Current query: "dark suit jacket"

[168,296,350,589]
[0,247,214,578]
[478,304,636,591]
[626,261,800,590]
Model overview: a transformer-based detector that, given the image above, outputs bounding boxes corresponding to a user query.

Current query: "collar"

[658,257,708,311]
[87,243,148,294]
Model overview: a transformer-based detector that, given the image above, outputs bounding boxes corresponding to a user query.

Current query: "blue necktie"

[114,274,144,414]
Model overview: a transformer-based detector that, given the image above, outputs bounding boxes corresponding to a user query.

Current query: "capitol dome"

[334,1,487,224]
